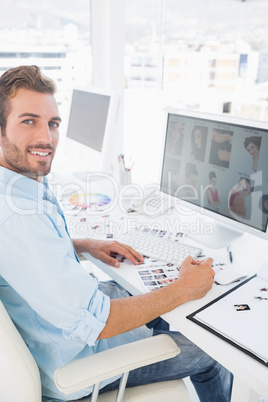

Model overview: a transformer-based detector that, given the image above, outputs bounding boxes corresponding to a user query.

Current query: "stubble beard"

[0,135,54,179]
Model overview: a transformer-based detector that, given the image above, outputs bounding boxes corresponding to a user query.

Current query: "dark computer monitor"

[160,108,268,247]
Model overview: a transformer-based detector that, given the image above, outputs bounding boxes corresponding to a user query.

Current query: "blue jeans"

[97,281,233,402]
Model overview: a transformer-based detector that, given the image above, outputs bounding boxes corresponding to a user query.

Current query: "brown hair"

[0,65,56,133]
[243,136,262,150]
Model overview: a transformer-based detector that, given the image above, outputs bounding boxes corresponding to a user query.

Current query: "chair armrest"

[54,334,180,395]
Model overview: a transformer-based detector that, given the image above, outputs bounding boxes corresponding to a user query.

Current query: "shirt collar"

[0,166,46,203]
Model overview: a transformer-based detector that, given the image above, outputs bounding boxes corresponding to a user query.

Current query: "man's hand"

[173,256,215,302]
[98,255,215,339]
[73,238,144,267]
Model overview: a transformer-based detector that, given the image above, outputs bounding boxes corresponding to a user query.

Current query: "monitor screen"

[59,87,123,179]
[66,89,110,152]
[160,109,268,244]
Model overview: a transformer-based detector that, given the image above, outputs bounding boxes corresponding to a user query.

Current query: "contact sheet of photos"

[135,257,181,292]
[107,254,180,293]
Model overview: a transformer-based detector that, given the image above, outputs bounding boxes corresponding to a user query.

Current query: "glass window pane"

[124,0,268,183]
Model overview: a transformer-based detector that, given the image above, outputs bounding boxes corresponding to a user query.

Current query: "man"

[0,66,233,401]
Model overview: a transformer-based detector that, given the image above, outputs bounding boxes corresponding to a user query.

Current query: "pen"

[227,243,233,263]
[118,155,124,171]
[129,161,135,171]
[120,154,126,171]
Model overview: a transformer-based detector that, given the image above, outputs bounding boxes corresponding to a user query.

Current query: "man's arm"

[73,238,214,340]
[73,238,144,267]
[99,256,214,339]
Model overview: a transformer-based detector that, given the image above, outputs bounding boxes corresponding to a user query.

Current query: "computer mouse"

[214,267,247,285]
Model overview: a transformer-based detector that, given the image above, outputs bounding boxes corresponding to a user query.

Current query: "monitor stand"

[187,222,244,249]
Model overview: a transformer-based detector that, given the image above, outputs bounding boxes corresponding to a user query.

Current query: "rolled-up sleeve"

[63,289,110,345]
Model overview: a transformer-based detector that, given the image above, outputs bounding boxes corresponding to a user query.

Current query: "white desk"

[59,176,268,402]
[82,212,268,402]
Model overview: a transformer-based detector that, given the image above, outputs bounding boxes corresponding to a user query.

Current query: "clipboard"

[187,274,268,367]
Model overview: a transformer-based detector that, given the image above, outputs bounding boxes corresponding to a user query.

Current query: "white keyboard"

[120,230,202,266]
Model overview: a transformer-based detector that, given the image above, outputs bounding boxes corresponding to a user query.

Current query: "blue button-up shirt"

[0,167,151,401]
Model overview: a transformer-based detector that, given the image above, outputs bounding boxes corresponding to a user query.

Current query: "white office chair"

[0,300,188,402]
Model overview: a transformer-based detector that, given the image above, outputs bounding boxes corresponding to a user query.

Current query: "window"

[1,1,268,185]
[125,0,268,119]
[124,0,268,184]
[0,0,91,114]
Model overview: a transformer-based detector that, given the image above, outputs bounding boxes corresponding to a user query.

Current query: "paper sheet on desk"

[190,272,268,364]
[135,257,181,292]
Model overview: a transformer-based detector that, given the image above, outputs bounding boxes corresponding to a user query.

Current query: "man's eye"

[23,119,34,125]
[49,121,59,128]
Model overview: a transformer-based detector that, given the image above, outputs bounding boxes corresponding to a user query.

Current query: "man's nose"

[35,122,53,144]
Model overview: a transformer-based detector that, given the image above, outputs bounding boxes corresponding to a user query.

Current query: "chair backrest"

[0,300,42,402]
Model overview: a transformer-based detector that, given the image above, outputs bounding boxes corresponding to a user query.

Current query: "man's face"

[0,88,61,181]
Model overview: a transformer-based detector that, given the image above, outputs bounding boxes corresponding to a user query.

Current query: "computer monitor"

[160,108,268,248]
[63,87,123,179]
